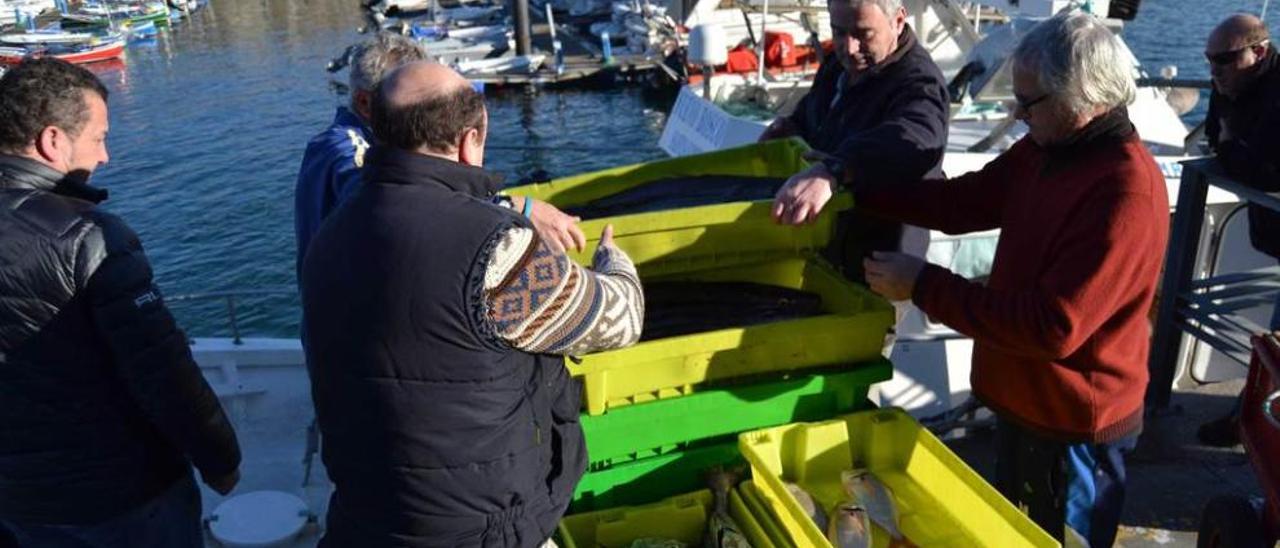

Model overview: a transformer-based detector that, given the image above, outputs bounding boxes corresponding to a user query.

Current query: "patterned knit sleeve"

[483,227,644,355]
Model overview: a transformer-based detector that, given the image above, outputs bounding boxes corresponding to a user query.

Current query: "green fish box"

[558,487,779,548]
[570,439,743,514]
[571,362,889,513]
[581,361,891,467]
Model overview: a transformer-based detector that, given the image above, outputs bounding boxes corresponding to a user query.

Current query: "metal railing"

[1148,158,1280,408]
[166,288,297,345]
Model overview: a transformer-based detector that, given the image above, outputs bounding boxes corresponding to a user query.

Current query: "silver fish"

[704,468,753,548]
[785,482,829,533]
[841,469,905,541]
[827,503,871,548]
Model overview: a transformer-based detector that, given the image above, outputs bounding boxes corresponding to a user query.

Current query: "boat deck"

[947,376,1258,548]
[189,337,1256,547]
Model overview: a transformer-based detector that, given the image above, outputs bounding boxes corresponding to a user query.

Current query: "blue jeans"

[1,473,203,548]
[996,419,1139,548]
[1271,282,1280,331]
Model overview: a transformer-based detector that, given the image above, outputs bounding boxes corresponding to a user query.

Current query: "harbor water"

[77,0,1277,337]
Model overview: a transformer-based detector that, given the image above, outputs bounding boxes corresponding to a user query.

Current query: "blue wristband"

[522,197,534,219]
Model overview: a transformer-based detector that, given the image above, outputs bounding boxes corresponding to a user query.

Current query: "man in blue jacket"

[295,36,589,283]
[294,32,426,280]
[762,0,949,282]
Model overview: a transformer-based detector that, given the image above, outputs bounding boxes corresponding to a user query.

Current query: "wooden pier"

[470,11,667,88]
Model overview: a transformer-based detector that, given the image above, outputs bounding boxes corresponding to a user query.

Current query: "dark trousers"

[995,419,1138,547]
[1,473,203,548]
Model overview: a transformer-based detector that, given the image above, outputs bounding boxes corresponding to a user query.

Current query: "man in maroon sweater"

[848,12,1169,546]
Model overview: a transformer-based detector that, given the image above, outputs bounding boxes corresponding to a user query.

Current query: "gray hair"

[846,0,903,15]
[349,33,426,97]
[1012,11,1136,117]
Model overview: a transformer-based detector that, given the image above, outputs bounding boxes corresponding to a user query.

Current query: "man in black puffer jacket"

[0,59,241,547]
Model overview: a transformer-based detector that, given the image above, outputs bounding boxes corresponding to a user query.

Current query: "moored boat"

[0,36,126,65]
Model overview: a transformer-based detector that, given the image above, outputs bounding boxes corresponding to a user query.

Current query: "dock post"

[513,0,532,56]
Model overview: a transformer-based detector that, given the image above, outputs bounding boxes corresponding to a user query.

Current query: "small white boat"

[455,53,545,76]
[0,29,99,46]
[0,0,56,27]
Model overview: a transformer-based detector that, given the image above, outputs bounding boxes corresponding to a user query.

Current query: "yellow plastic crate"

[738,408,1059,547]
[738,480,796,548]
[557,488,776,548]
[509,138,853,277]
[570,257,894,415]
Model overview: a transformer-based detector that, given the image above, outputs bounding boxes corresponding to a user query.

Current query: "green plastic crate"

[571,439,744,513]
[582,360,892,467]
[557,488,776,548]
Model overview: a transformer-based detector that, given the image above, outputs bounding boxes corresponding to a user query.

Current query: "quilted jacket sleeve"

[80,211,241,480]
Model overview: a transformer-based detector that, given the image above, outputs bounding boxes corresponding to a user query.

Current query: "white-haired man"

[294,32,428,280]
[850,12,1168,546]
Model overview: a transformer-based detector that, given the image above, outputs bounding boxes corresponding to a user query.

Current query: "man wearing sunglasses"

[1197,14,1280,448]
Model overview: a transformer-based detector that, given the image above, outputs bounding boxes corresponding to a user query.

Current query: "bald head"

[1209,14,1270,52]
[371,61,487,161]
[1206,13,1273,97]
[379,61,472,109]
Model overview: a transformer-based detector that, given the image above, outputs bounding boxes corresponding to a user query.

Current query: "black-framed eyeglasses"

[1205,40,1268,66]
[1014,93,1050,112]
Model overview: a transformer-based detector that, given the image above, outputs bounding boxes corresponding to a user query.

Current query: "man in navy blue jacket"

[294,32,426,281]
[762,0,949,282]
[294,35,589,283]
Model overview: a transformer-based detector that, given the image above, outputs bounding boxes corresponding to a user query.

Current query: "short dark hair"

[0,58,109,154]
[371,83,485,153]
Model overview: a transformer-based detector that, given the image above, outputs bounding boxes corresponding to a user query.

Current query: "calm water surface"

[82,0,1277,337]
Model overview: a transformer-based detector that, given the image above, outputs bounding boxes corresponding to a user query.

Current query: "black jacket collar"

[878,25,917,75]
[0,154,108,204]
[363,146,504,200]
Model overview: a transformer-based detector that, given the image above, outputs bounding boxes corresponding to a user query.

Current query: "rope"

[486,144,663,153]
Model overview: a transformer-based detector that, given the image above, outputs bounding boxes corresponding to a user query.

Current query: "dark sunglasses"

[1014,93,1050,112]
[1205,40,1267,66]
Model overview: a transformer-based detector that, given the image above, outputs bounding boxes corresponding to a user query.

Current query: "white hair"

[1012,11,1136,116]
[349,33,426,98]
[846,0,903,16]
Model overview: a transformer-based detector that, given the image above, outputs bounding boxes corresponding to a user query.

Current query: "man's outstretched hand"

[526,198,587,253]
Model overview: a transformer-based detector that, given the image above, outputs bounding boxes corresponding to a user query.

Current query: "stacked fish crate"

[737,408,1060,547]
[509,139,896,544]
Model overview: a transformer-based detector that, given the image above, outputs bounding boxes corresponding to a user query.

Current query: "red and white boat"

[0,37,125,65]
